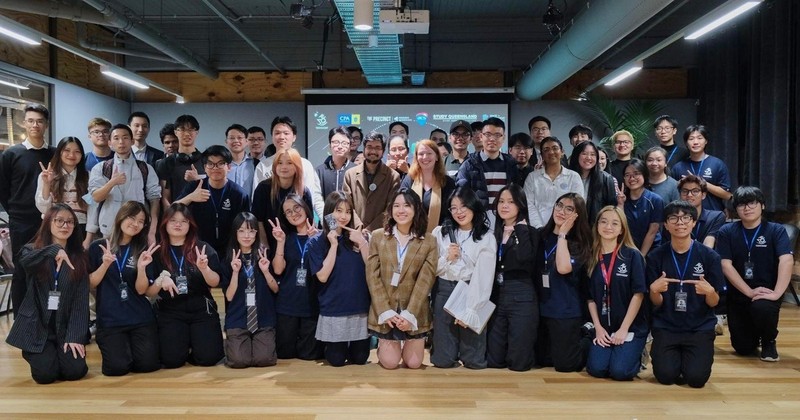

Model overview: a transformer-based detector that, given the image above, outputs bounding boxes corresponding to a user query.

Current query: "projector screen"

[305,103,509,166]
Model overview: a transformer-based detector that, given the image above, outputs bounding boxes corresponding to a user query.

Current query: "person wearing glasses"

[646,201,723,388]
[653,115,689,167]
[618,159,663,256]
[84,117,113,171]
[343,131,401,232]
[155,114,205,206]
[528,116,551,164]
[670,125,732,212]
[175,146,251,254]
[443,120,472,178]
[246,126,268,163]
[662,175,725,248]
[386,135,410,181]
[608,130,636,187]
[715,186,793,362]
[346,126,363,163]
[524,137,583,229]
[316,127,356,199]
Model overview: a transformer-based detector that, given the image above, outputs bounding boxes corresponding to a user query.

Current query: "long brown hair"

[270,148,305,206]
[383,188,428,239]
[542,192,592,265]
[587,205,639,274]
[31,203,87,282]
[108,201,151,257]
[158,203,199,272]
[407,139,446,187]
[48,137,88,209]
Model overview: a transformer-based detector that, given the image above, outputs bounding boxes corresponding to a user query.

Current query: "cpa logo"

[337,114,351,125]
[617,263,628,275]
[314,112,327,128]
[693,263,705,275]
[756,235,767,246]
[415,112,428,126]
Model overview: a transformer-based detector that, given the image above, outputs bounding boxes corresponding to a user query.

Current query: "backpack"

[102,159,149,195]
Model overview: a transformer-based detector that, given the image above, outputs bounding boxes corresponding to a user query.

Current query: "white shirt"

[253,153,324,221]
[22,139,47,150]
[131,144,148,161]
[35,169,87,224]
[524,165,584,228]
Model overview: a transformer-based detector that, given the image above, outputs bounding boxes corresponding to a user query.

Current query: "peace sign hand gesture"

[306,219,319,238]
[98,239,116,267]
[615,182,626,207]
[257,247,270,272]
[137,243,161,269]
[269,218,286,243]
[38,161,55,184]
[195,245,209,271]
[230,249,242,272]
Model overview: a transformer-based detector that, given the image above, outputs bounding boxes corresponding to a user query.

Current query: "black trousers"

[651,329,715,388]
[537,316,587,372]
[157,297,224,368]
[21,332,87,385]
[486,281,539,371]
[96,322,160,376]
[275,313,323,360]
[322,338,370,367]
[10,219,40,315]
[727,297,782,355]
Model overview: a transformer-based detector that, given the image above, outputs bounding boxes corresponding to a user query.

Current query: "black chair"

[782,223,800,306]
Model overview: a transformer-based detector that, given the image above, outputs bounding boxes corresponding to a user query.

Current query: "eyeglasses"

[530,127,549,133]
[237,229,258,237]
[283,205,304,217]
[614,140,632,146]
[204,161,228,169]
[90,129,110,136]
[680,188,703,196]
[666,215,693,224]
[655,126,675,132]
[624,172,643,179]
[330,140,349,147]
[25,119,47,126]
[554,202,575,214]
[451,131,471,139]
[175,127,197,133]
[482,132,504,140]
[541,146,560,154]
[52,217,75,228]
[248,137,265,143]
[169,219,189,226]
[448,206,469,215]
[735,201,759,210]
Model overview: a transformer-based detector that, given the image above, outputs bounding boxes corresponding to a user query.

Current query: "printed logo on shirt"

[756,235,767,247]
[222,198,232,211]
[616,263,628,277]
[703,168,713,178]
[126,256,136,269]
[693,262,705,276]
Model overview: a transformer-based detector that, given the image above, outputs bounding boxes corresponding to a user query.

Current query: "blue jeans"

[586,336,646,381]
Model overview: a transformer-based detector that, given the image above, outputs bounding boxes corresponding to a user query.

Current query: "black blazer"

[142,145,165,168]
[495,223,541,284]
[5,244,89,353]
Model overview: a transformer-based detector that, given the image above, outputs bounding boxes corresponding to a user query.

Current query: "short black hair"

[111,123,133,138]
[225,124,247,138]
[429,128,447,138]
[159,123,176,142]
[438,142,452,154]
[389,121,409,135]
[653,115,678,129]
[202,145,232,164]
[347,126,363,138]
[568,124,593,140]
[175,115,200,130]
[247,126,266,136]
[483,117,505,131]
[663,200,698,222]
[683,124,710,143]
[732,185,766,208]
[540,136,563,151]
[128,111,150,126]
[470,121,484,133]
[508,132,534,149]
[528,116,551,131]
[364,131,386,149]
[24,104,49,121]
[271,116,297,135]
[328,126,352,142]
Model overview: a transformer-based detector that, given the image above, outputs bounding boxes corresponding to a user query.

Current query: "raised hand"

[184,164,200,182]
[342,225,367,247]
[326,229,339,246]
[99,239,116,267]
[685,275,716,296]
[615,182,626,207]
[38,161,55,184]
[137,243,161,269]
[257,247,270,272]
[559,212,578,236]
[396,159,409,173]
[188,180,210,203]
[230,249,242,272]
[55,249,75,272]
[160,274,179,297]
[268,218,285,243]
[306,219,319,237]
[110,165,127,186]
[195,245,209,271]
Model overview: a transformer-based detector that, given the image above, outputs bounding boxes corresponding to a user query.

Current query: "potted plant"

[584,93,664,157]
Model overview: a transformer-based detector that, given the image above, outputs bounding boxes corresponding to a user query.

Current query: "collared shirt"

[524,165,584,228]
[88,155,161,235]
[228,155,255,195]
[35,168,87,224]
[22,139,47,150]
[131,144,147,162]
[444,153,467,178]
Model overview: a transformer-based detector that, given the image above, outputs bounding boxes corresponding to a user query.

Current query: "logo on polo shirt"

[222,198,232,211]
[617,263,628,277]
[756,235,767,247]
[693,262,705,275]
[703,168,712,177]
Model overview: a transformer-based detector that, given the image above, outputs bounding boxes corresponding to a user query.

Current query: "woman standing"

[568,141,617,223]
[645,147,679,204]
[585,206,648,381]
[487,184,541,371]
[35,137,88,239]
[308,191,371,366]
[221,212,279,368]
[88,201,161,376]
[146,203,224,368]
[618,159,664,256]
[538,192,592,372]
[400,139,456,233]
[366,188,438,369]
[6,204,89,384]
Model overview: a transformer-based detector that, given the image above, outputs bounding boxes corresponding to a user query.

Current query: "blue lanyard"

[52,262,60,291]
[666,146,678,165]
[397,240,411,266]
[207,180,229,238]
[242,253,254,279]
[295,236,309,264]
[115,245,131,282]
[544,242,558,262]
[169,247,185,275]
[690,156,707,177]
[742,224,762,258]
[670,242,694,291]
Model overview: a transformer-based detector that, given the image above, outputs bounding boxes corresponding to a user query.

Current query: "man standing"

[159,123,178,158]
[389,121,409,141]
[225,124,255,195]
[524,137,583,228]
[85,117,113,172]
[456,117,518,211]
[0,104,55,314]
[429,129,447,144]
[528,116,551,163]
[562,124,593,166]
[156,114,205,206]
[253,116,324,219]
[128,112,165,167]
[470,121,484,154]
[316,126,355,199]
[716,186,793,362]
[508,132,537,185]
[443,120,472,178]
[609,130,636,187]
[247,126,268,163]
[653,115,689,167]
[343,132,400,231]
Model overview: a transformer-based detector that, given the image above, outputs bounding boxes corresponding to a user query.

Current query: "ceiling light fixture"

[175,95,186,104]
[354,0,375,31]
[604,61,643,87]
[685,0,762,40]
[0,19,42,46]
[0,75,31,90]
[100,65,150,90]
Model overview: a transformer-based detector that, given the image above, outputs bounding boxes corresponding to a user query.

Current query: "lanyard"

[599,246,620,290]
[690,156,707,177]
[397,239,411,268]
[115,245,131,283]
[295,236,310,264]
[543,241,558,270]
[52,262,60,291]
[207,180,229,239]
[242,253,254,280]
[170,247,185,276]
[742,224,762,260]
[666,146,678,165]
[670,242,694,292]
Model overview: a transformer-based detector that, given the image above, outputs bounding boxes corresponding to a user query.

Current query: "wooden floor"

[1,302,799,419]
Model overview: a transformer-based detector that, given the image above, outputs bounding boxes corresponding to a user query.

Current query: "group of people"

[0,105,792,390]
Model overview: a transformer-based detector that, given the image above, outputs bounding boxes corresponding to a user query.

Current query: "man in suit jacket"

[129,112,165,167]
[343,132,400,231]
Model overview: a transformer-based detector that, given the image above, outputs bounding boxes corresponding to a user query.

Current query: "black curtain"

[697,0,800,211]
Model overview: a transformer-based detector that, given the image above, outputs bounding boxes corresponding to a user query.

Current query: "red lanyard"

[599,246,620,290]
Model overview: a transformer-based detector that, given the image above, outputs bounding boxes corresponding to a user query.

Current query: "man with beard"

[343,131,400,231]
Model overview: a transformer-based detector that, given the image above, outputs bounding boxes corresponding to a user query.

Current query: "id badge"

[47,291,61,311]
[601,299,608,316]
[176,275,188,295]
[496,272,504,285]
[675,291,688,312]
[296,268,307,287]
[246,287,256,307]
[119,282,129,302]
[541,271,550,289]
[391,269,401,287]
[743,261,754,280]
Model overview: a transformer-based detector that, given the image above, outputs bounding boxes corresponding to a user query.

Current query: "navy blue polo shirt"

[670,155,730,211]
[624,188,663,251]
[88,241,155,329]
[178,179,251,255]
[146,240,221,307]
[587,246,648,338]
[646,241,724,333]
[220,252,277,330]
[715,221,792,300]
[662,208,725,244]
[539,233,584,319]
[307,234,371,317]
[275,231,320,318]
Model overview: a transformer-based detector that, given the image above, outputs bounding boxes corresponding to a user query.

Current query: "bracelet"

[558,233,567,239]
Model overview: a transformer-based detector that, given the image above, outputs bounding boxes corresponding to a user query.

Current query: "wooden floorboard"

[0,301,799,418]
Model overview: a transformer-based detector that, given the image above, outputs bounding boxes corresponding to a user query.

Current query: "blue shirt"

[587,246,648,338]
[624,189,663,251]
[662,209,725,244]
[88,241,155,329]
[539,233,584,319]
[220,252,277,330]
[646,241,724,333]
[307,234,371,317]
[251,180,313,255]
[147,241,222,309]
[670,155,731,211]
[275,232,320,318]
[178,179,251,254]
[85,151,113,172]
[227,156,255,195]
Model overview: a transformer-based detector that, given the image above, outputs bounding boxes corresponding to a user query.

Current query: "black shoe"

[760,341,780,362]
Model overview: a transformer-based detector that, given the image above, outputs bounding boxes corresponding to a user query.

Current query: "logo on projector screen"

[415,112,428,126]
[337,114,361,126]
[314,112,328,129]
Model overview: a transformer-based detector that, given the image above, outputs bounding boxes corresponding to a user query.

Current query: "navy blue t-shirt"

[670,155,730,211]
[587,246,648,338]
[646,241,723,333]
[251,179,313,255]
[661,209,725,244]
[539,233,584,319]
[275,231,320,318]
[88,241,155,329]
[178,179,251,255]
[220,251,277,330]
[147,240,221,309]
[307,234,371,317]
[624,188,663,252]
[715,221,792,300]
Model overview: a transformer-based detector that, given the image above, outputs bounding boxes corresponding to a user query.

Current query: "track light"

[604,61,643,87]
[685,0,762,40]
[0,75,31,90]
[0,18,42,45]
[100,65,150,90]
[354,0,374,31]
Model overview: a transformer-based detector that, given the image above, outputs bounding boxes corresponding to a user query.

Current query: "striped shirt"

[481,152,507,206]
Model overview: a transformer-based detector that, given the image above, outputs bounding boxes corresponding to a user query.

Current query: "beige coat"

[343,162,400,231]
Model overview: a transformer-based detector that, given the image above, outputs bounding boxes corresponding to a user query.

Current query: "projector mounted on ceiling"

[379,8,429,34]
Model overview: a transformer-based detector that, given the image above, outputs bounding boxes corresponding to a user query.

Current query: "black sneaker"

[760,340,780,362]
